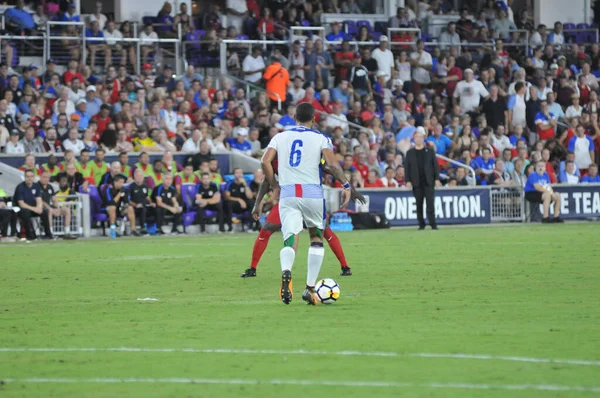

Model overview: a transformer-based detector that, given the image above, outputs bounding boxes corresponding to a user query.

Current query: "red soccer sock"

[250,229,273,269]
[323,227,348,268]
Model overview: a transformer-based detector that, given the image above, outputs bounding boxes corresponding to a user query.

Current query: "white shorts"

[279,197,324,240]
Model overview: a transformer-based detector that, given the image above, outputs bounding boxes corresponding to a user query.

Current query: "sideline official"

[405,127,441,230]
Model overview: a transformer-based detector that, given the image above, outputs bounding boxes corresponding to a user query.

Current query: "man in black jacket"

[405,127,441,230]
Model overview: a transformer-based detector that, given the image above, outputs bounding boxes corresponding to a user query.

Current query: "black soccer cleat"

[280,270,293,305]
[302,286,319,306]
[240,268,257,278]
[340,266,353,276]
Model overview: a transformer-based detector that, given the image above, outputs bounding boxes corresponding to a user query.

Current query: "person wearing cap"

[74,99,90,129]
[326,22,346,42]
[565,93,583,120]
[227,127,252,156]
[154,65,176,92]
[85,85,101,117]
[405,126,441,230]
[371,35,394,83]
[453,68,489,115]
[4,129,24,154]
[349,53,372,98]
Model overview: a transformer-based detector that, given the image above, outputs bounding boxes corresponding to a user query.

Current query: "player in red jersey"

[240,157,365,278]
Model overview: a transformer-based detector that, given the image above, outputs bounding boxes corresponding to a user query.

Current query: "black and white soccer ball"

[315,278,340,304]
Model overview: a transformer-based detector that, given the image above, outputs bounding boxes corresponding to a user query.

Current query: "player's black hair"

[201,172,210,178]
[113,174,126,182]
[295,102,315,123]
[153,159,162,166]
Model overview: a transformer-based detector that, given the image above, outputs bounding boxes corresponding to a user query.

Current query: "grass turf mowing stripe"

[1,348,600,367]
[1,378,600,392]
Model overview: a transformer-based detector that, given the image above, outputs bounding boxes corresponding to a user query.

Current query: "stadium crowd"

[2,0,600,239]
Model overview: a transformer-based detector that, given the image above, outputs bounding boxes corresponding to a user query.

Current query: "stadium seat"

[374,21,388,34]
[180,183,198,228]
[195,29,206,37]
[236,34,249,40]
[80,185,108,235]
[357,20,374,33]
[343,20,358,36]
[371,32,382,41]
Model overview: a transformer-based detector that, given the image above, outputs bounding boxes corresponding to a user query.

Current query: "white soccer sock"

[65,226,71,233]
[280,246,296,272]
[306,244,325,287]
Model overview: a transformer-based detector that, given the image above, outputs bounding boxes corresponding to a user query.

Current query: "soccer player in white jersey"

[261,103,351,305]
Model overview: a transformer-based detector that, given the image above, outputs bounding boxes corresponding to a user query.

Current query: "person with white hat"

[404,126,441,230]
[371,35,394,83]
[453,67,489,115]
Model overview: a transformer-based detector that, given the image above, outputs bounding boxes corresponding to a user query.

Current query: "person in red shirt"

[257,8,275,39]
[334,40,354,82]
[577,75,590,105]
[541,148,557,183]
[360,100,378,124]
[352,151,370,181]
[63,59,85,87]
[297,87,326,121]
[92,104,112,136]
[363,169,385,188]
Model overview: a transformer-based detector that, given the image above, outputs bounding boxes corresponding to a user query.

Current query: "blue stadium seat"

[357,20,374,33]
[180,183,198,227]
[343,20,357,36]
[142,16,156,26]
[374,21,388,34]
[236,34,249,40]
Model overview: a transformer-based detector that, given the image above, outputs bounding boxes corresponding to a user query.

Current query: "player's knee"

[263,222,279,233]
[284,235,295,247]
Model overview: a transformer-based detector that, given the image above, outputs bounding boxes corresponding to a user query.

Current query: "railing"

[219,38,288,75]
[291,26,325,41]
[436,154,476,187]
[490,186,524,222]
[0,21,183,75]
[222,73,282,112]
[50,195,84,236]
[0,34,47,69]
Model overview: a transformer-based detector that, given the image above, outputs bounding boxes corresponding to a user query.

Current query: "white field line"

[1,378,599,392]
[1,347,599,367]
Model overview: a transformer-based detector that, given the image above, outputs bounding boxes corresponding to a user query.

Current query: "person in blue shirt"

[331,80,351,111]
[427,124,453,156]
[61,4,81,22]
[74,99,91,129]
[86,20,110,70]
[227,129,252,155]
[278,104,296,128]
[14,169,53,240]
[524,161,564,223]
[581,164,600,183]
[326,22,347,42]
[470,148,496,185]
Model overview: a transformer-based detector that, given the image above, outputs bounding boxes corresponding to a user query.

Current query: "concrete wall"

[534,0,591,25]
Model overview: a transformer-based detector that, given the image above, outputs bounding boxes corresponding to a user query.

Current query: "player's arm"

[251,179,271,219]
[261,147,278,190]
[206,191,221,205]
[322,147,351,208]
[322,163,366,204]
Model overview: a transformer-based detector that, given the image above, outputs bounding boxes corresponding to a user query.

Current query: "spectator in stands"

[99,161,123,186]
[582,163,600,183]
[196,172,225,233]
[439,22,461,50]
[568,124,595,172]
[507,81,528,131]
[153,173,183,235]
[341,0,362,14]
[19,126,43,153]
[372,36,394,83]
[559,160,580,184]
[89,1,108,30]
[62,128,85,155]
[471,147,496,185]
[547,21,565,47]
[40,171,76,239]
[68,77,85,104]
[363,169,384,187]
[534,100,557,141]
[224,168,255,232]
[524,161,563,223]
[427,123,453,156]
[565,94,583,120]
[243,46,265,84]
[140,23,159,62]
[490,159,513,185]
[492,9,516,40]
[379,167,399,187]
[456,7,474,40]
[453,68,489,115]
[410,40,432,93]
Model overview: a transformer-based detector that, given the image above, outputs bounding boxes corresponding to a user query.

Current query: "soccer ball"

[315,278,340,304]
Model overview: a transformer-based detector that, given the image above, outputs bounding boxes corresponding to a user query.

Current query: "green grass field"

[1,224,600,397]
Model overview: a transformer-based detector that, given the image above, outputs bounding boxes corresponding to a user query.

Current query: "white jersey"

[267,125,332,199]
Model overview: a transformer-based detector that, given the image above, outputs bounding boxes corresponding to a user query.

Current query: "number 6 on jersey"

[289,139,303,167]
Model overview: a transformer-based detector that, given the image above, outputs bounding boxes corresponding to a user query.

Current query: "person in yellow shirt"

[77,149,95,184]
[209,158,224,185]
[60,150,80,171]
[146,160,164,191]
[90,148,110,186]
[134,152,153,177]
[133,129,161,152]
[39,154,63,181]
[119,152,133,180]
